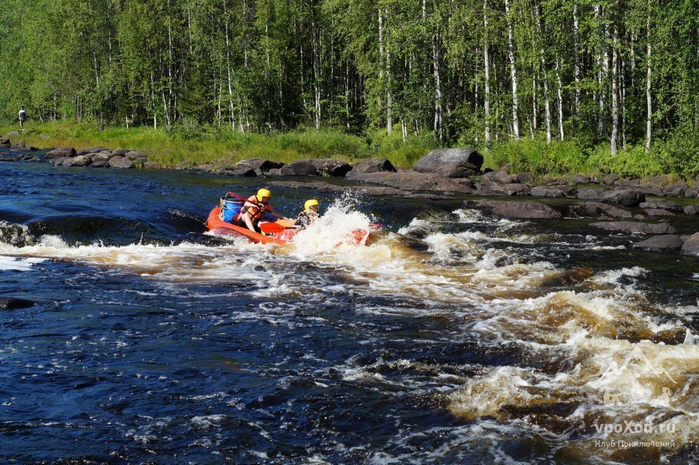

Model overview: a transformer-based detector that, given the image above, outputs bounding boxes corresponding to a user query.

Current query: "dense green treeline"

[1,0,698,170]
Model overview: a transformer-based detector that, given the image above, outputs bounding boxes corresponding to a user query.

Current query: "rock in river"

[462,199,561,219]
[413,148,483,178]
[633,235,684,252]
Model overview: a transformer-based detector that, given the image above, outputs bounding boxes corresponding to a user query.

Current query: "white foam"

[0,256,46,271]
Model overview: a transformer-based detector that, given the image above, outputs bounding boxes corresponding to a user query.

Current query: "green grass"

[4,120,699,181]
[2,121,431,169]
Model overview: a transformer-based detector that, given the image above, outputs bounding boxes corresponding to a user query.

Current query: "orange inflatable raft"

[206,207,379,246]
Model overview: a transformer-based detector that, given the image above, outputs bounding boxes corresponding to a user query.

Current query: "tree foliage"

[0,0,697,160]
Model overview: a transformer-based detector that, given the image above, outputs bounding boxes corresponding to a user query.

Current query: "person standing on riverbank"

[18,106,26,130]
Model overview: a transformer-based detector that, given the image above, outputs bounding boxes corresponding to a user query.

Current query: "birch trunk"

[312,7,321,129]
[573,2,581,115]
[537,7,551,143]
[378,8,391,134]
[504,0,520,140]
[433,33,443,145]
[646,0,652,152]
[556,56,564,141]
[224,0,237,132]
[483,0,491,150]
[611,24,619,156]
[595,4,607,139]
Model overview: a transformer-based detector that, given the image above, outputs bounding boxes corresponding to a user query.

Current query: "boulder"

[0,298,34,310]
[112,148,131,156]
[645,175,674,188]
[476,180,529,196]
[86,146,109,153]
[12,141,26,149]
[346,158,396,177]
[603,189,646,207]
[578,188,645,207]
[46,147,76,159]
[125,150,146,161]
[680,233,699,256]
[577,188,607,202]
[602,174,619,185]
[572,175,592,184]
[279,159,319,176]
[482,171,520,184]
[234,158,284,173]
[516,173,532,184]
[462,199,561,219]
[63,155,92,167]
[311,159,353,177]
[567,202,633,219]
[590,221,676,235]
[90,160,110,168]
[91,153,115,163]
[0,138,10,147]
[52,157,67,166]
[615,178,641,187]
[531,186,568,198]
[108,156,135,169]
[640,187,664,197]
[684,187,699,198]
[231,165,258,177]
[662,183,689,197]
[639,200,683,212]
[633,235,684,252]
[413,148,483,178]
[347,171,475,194]
[643,209,676,217]
[499,184,531,196]
[684,205,699,215]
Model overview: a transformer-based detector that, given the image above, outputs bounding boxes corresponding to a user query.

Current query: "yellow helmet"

[256,188,272,202]
[304,199,320,212]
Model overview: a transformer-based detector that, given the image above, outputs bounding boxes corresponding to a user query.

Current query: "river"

[1,151,699,463]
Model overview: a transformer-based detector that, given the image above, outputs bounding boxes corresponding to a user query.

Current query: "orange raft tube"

[206,207,380,246]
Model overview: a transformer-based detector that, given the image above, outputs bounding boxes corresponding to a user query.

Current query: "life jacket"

[296,211,317,229]
[242,196,269,222]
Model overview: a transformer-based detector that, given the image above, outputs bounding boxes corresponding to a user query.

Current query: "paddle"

[275,218,297,228]
[259,222,286,234]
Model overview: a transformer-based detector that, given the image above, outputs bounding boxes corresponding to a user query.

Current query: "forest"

[1,0,698,176]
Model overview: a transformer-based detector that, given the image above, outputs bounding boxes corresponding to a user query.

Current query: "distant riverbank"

[2,122,440,172]
[2,121,695,183]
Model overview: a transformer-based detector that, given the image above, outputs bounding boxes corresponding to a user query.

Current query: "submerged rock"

[0,298,35,310]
